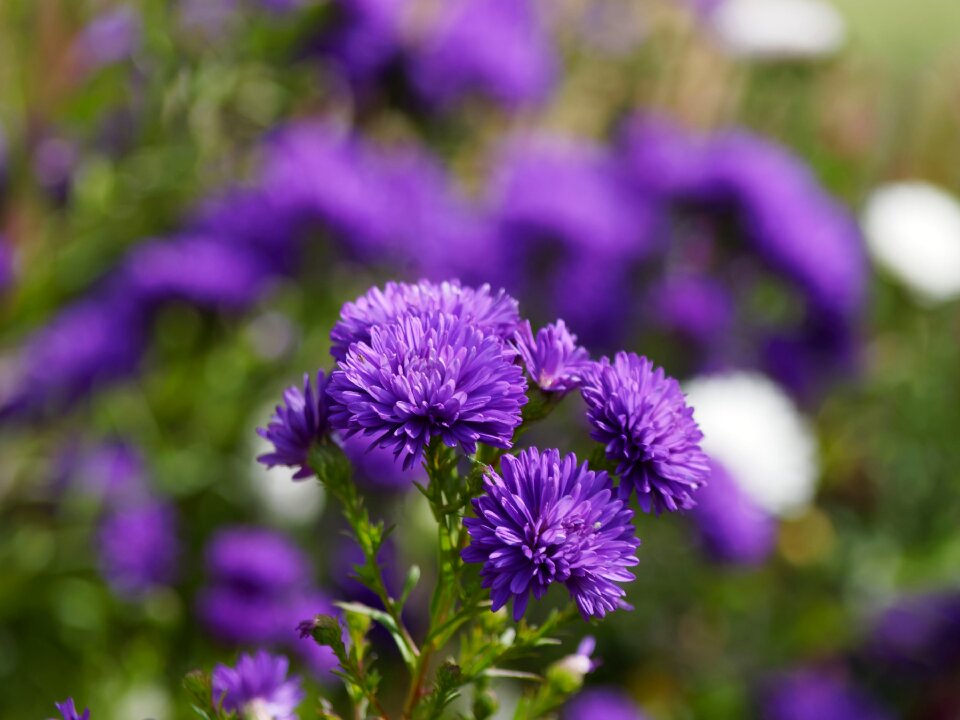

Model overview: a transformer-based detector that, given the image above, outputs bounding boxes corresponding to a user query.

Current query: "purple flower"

[123,234,275,309]
[580,352,710,513]
[212,651,304,720]
[341,433,424,491]
[257,371,331,479]
[73,7,141,73]
[285,592,340,679]
[646,274,734,347]
[514,320,590,394]
[97,500,179,596]
[50,699,90,720]
[17,294,146,411]
[864,590,960,675]
[689,460,776,565]
[411,0,556,108]
[33,135,79,207]
[55,440,148,504]
[330,279,520,362]
[463,448,639,620]
[318,0,407,86]
[564,688,647,720]
[761,668,892,720]
[198,527,309,644]
[329,311,527,470]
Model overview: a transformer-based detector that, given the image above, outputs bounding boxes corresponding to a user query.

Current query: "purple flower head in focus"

[51,699,90,720]
[463,448,639,620]
[689,460,776,566]
[564,687,647,720]
[514,320,590,394]
[761,668,892,720]
[97,499,179,597]
[328,311,527,470]
[257,371,331,480]
[411,0,556,108]
[580,352,710,514]
[212,650,304,720]
[330,279,520,362]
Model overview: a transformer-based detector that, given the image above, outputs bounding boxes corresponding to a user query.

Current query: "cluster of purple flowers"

[197,526,338,679]
[258,279,710,620]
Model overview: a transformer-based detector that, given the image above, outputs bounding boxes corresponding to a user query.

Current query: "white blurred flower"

[684,372,818,517]
[249,434,325,525]
[862,181,960,304]
[710,0,846,60]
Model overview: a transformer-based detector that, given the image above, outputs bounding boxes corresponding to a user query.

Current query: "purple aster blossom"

[122,234,275,309]
[51,698,90,720]
[689,460,776,566]
[198,527,311,644]
[463,448,640,620]
[760,668,892,720]
[330,280,520,362]
[17,294,146,410]
[341,433,424,491]
[863,590,960,675]
[329,311,527,470]
[646,274,735,347]
[514,320,590,394]
[257,371,331,479]
[97,499,179,596]
[205,527,309,594]
[580,352,710,513]
[73,6,142,73]
[212,651,304,720]
[410,0,556,108]
[564,687,647,720]
[317,0,407,86]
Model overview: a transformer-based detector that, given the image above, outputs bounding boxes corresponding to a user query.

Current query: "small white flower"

[685,372,818,517]
[862,181,960,304]
[710,0,847,60]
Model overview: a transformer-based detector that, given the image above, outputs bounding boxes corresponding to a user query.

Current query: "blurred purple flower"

[490,136,654,347]
[329,311,527,469]
[257,371,331,479]
[580,352,710,513]
[330,279,520,362]
[689,460,776,565]
[761,668,892,720]
[212,650,304,720]
[123,235,274,309]
[50,698,90,720]
[463,448,639,620]
[864,590,960,675]
[514,320,591,394]
[646,274,735,347]
[318,0,407,86]
[73,7,142,73]
[98,499,179,596]
[341,433,423,491]
[411,0,556,108]
[17,295,146,411]
[62,440,148,504]
[564,687,647,720]
[33,136,79,207]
